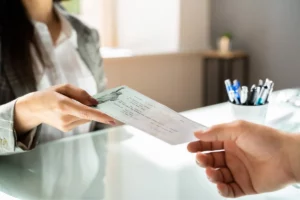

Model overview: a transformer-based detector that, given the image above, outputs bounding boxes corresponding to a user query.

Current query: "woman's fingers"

[206,167,234,184]
[54,84,98,106]
[196,151,226,168]
[57,96,115,124]
[217,182,245,198]
[187,141,224,153]
[64,119,91,131]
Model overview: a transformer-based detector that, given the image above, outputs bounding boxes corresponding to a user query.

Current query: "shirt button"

[2,139,8,147]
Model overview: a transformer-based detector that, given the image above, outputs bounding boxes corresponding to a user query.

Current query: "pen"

[225,78,274,105]
[233,79,241,91]
[264,78,270,86]
[254,86,261,104]
[234,93,241,104]
[249,85,256,105]
[233,80,241,104]
[255,83,266,105]
[267,79,273,87]
[240,86,248,105]
[266,81,274,102]
[224,79,234,102]
[256,86,268,105]
[259,86,270,105]
[258,79,263,88]
[229,90,235,103]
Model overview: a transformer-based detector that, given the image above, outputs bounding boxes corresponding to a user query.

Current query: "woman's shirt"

[31,6,101,143]
[0,4,106,154]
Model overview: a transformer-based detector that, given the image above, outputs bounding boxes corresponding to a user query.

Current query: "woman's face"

[21,0,53,10]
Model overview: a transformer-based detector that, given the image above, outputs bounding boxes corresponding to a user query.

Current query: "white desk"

[0,89,299,200]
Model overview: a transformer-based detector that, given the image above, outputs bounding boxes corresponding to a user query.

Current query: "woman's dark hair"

[0,0,63,87]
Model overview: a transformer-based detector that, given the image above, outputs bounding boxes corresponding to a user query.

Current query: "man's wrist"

[285,133,300,183]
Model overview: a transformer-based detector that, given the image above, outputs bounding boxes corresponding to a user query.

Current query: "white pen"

[257,78,270,97]
[258,79,263,88]
[255,86,267,105]
[258,86,269,105]
[240,86,248,104]
[228,90,235,103]
[224,79,233,101]
[266,81,274,102]
[265,78,270,85]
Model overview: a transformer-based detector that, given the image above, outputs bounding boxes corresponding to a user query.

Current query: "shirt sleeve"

[0,100,40,155]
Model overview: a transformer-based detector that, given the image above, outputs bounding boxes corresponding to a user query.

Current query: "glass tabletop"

[0,89,300,200]
[0,126,222,200]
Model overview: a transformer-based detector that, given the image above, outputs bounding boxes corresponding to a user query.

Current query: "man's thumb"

[194,124,239,142]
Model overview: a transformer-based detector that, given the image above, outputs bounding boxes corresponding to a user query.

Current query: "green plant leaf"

[222,32,233,39]
[61,0,80,14]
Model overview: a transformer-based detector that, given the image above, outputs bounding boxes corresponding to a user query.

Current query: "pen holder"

[230,102,269,124]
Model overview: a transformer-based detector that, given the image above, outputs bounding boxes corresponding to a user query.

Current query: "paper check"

[93,86,207,145]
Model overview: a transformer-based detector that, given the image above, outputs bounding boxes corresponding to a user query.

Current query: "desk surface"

[202,50,248,59]
[0,89,300,200]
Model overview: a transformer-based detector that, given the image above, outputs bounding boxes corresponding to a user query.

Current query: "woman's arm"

[0,100,19,154]
[0,84,115,155]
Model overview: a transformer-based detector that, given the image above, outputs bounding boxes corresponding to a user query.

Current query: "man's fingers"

[187,141,224,153]
[206,167,234,184]
[60,98,115,124]
[196,152,226,168]
[217,182,245,198]
[55,84,98,106]
[194,121,248,142]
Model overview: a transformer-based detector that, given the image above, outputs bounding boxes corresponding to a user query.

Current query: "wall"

[179,0,210,51]
[79,0,102,31]
[117,0,180,53]
[211,0,300,90]
[79,0,118,47]
[103,52,204,112]
[116,0,210,53]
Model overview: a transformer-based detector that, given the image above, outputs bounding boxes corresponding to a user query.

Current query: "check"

[93,86,207,145]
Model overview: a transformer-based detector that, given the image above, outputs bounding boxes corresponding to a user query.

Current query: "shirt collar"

[33,4,78,48]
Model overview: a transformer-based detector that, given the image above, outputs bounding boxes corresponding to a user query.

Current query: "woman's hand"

[187,121,300,198]
[14,84,115,134]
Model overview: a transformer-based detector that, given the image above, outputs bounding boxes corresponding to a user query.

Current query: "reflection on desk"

[0,89,300,200]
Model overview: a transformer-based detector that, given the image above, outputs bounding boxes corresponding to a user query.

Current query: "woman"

[0,0,115,154]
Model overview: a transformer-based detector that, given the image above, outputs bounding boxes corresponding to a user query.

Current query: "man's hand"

[187,120,300,198]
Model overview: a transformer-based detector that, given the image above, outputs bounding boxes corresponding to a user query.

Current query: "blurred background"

[62,0,299,111]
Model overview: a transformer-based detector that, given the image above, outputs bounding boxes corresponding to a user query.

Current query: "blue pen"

[233,80,241,90]
[224,79,234,102]
[233,80,241,104]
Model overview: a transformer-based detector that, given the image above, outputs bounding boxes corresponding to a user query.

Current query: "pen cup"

[230,102,269,124]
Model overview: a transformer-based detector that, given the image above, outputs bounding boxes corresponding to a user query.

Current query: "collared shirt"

[31,6,98,142]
